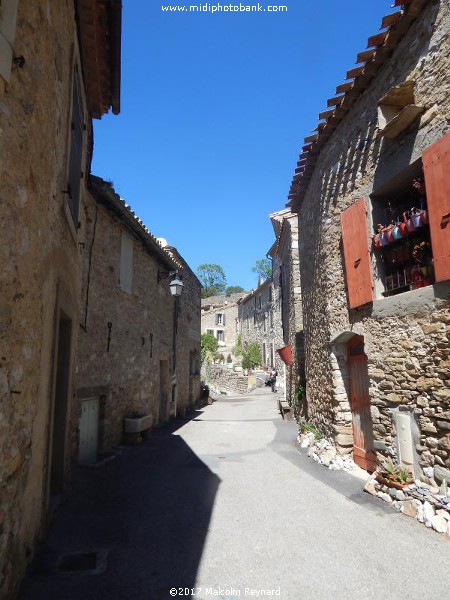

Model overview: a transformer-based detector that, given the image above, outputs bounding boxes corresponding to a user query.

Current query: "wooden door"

[78,397,99,465]
[347,337,376,471]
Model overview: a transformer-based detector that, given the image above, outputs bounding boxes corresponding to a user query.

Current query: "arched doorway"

[347,335,376,471]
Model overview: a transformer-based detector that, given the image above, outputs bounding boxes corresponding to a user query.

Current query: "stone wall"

[0,2,93,596]
[201,300,240,361]
[201,364,255,396]
[238,281,285,391]
[297,0,450,478]
[74,187,193,457]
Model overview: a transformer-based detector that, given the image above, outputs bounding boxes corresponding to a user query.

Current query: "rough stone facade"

[269,209,304,409]
[292,1,450,479]
[0,2,120,597]
[238,281,285,391]
[201,293,245,362]
[73,178,202,460]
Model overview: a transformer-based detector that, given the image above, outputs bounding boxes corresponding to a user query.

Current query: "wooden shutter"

[67,71,84,224]
[222,314,226,326]
[215,314,218,325]
[423,132,450,282]
[341,198,373,309]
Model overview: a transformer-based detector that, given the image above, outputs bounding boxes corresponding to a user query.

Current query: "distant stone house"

[0,1,121,596]
[268,209,304,407]
[73,177,202,462]
[237,281,285,389]
[201,293,245,361]
[288,0,450,479]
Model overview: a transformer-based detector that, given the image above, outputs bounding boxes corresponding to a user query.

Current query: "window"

[217,330,224,343]
[258,295,262,309]
[216,313,225,326]
[206,329,214,336]
[263,314,267,333]
[377,81,424,140]
[120,230,133,293]
[0,0,18,83]
[371,160,433,298]
[67,69,85,225]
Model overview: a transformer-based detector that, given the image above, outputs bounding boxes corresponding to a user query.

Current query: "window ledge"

[372,282,450,319]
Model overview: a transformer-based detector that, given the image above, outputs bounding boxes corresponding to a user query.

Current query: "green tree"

[197,264,227,298]
[242,343,262,370]
[201,333,219,364]
[232,334,243,357]
[226,285,245,296]
[251,258,272,282]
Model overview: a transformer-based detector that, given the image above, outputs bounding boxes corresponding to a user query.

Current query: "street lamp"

[157,270,184,296]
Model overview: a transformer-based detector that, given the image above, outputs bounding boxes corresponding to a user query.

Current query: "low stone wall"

[201,364,256,395]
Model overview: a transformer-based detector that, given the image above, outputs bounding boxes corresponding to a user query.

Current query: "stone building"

[73,177,202,462]
[238,281,285,391]
[0,1,121,596]
[288,0,450,479]
[201,293,245,362]
[268,209,304,408]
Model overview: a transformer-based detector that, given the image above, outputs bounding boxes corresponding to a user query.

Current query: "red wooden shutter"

[341,198,373,309]
[423,132,450,282]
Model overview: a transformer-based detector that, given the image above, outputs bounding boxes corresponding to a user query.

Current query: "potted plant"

[375,461,413,490]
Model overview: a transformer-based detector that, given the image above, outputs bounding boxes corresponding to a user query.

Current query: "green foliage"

[295,383,305,406]
[381,461,413,483]
[226,285,245,295]
[197,264,227,298]
[251,258,272,281]
[232,334,243,357]
[241,343,262,370]
[299,420,323,440]
[201,333,218,363]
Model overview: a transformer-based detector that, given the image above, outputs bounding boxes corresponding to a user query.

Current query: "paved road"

[21,388,450,600]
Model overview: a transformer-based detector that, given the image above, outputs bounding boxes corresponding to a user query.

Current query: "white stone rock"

[432,515,448,534]
[395,490,406,501]
[416,504,425,523]
[436,509,450,521]
[423,501,435,528]
[423,466,434,478]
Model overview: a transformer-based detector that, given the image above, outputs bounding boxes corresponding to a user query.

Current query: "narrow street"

[21,388,450,600]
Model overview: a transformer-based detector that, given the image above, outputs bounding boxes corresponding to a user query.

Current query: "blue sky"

[92,1,393,291]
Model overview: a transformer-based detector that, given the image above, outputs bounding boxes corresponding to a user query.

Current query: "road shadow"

[20,410,220,600]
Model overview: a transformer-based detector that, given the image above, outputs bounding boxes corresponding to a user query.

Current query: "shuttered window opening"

[67,69,84,225]
[422,131,450,283]
[370,158,433,297]
[341,198,374,309]
[120,230,133,294]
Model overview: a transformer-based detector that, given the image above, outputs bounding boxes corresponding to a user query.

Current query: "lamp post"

[157,269,184,379]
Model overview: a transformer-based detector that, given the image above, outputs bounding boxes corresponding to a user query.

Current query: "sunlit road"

[21,387,450,600]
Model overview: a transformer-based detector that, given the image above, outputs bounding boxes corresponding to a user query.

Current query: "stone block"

[335,433,353,447]
[386,393,403,404]
[402,499,418,518]
[434,465,450,484]
[416,377,443,392]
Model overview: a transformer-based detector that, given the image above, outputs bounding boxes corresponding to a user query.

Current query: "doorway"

[49,311,72,494]
[347,336,377,471]
[78,397,99,464]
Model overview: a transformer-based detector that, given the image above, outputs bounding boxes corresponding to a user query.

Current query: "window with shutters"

[119,230,133,294]
[67,68,85,226]
[370,158,434,297]
[216,313,225,326]
[0,0,18,83]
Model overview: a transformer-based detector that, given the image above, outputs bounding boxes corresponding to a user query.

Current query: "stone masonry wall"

[0,2,90,596]
[74,194,175,457]
[298,0,450,477]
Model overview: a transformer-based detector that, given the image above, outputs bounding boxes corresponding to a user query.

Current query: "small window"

[120,230,133,293]
[258,295,262,309]
[377,81,424,139]
[263,314,267,333]
[206,329,214,336]
[217,330,224,343]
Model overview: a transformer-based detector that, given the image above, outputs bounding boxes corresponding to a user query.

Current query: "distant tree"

[242,343,262,370]
[201,333,218,364]
[197,264,227,298]
[252,258,272,282]
[226,285,245,296]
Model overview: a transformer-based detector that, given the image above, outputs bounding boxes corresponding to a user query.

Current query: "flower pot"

[276,344,292,366]
[375,471,412,490]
